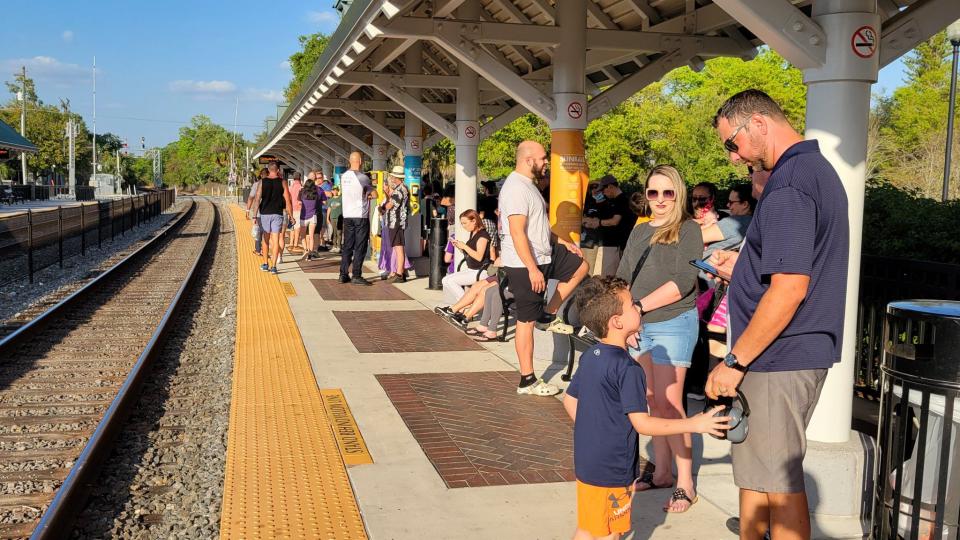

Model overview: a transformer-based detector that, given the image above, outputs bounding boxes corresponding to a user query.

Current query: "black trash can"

[428,216,448,290]
[872,300,960,540]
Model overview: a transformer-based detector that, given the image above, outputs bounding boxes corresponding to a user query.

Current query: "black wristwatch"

[634,300,646,316]
[724,352,748,373]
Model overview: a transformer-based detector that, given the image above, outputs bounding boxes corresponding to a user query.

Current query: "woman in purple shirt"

[299,179,326,260]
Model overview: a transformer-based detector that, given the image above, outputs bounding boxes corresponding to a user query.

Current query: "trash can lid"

[887,300,960,319]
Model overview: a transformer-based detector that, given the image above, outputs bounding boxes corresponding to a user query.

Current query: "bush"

[862,179,960,263]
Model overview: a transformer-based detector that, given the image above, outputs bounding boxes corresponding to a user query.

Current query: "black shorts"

[503,243,584,323]
[386,226,405,246]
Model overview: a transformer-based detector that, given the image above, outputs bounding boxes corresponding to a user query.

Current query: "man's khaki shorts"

[731,368,827,493]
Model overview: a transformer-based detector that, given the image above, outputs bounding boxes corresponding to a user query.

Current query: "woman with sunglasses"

[615,165,704,513]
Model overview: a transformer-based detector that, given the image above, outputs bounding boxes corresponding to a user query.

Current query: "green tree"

[161,115,248,187]
[873,31,957,197]
[284,33,331,102]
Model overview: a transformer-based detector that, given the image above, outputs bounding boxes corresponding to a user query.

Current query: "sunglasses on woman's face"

[645,189,676,201]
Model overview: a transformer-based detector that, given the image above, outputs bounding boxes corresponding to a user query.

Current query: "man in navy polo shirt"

[706,89,849,540]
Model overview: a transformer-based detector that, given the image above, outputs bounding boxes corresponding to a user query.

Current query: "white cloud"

[279,59,291,70]
[62,30,74,43]
[0,56,89,86]
[242,88,284,102]
[168,79,237,94]
[307,10,338,26]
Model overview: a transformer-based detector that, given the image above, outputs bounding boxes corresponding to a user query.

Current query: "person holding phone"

[709,89,848,540]
[614,165,703,513]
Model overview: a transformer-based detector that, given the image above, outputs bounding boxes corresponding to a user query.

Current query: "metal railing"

[855,255,960,396]
[0,189,176,285]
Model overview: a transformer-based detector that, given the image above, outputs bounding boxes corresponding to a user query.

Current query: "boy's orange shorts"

[576,480,633,537]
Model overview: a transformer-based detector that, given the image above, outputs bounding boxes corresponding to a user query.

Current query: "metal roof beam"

[378,17,747,56]
[479,103,527,139]
[431,28,555,121]
[339,105,405,151]
[290,139,334,163]
[880,0,960,68]
[587,48,692,121]
[316,121,375,158]
[374,84,458,140]
[711,0,826,69]
[306,134,351,160]
[309,98,505,115]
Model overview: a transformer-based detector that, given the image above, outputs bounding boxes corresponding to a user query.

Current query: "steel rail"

[0,197,217,539]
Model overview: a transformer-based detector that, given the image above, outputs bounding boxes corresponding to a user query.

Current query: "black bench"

[560,299,598,381]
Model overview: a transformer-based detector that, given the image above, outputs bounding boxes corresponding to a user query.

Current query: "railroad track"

[0,197,217,539]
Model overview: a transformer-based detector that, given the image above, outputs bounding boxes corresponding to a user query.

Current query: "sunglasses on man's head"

[645,189,676,201]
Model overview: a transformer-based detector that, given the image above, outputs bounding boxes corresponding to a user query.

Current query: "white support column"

[404,42,424,257]
[549,0,590,243]
[322,160,333,181]
[372,110,389,171]
[455,1,481,265]
[803,0,879,445]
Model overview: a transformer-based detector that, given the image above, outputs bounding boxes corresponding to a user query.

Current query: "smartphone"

[689,258,719,276]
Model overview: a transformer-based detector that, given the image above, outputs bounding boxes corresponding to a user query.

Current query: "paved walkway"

[254,206,742,540]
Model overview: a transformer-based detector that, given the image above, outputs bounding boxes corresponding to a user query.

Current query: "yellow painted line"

[220,204,367,540]
[319,389,374,466]
[280,281,296,296]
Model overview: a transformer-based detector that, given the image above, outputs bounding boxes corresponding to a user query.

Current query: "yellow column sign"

[549,130,589,243]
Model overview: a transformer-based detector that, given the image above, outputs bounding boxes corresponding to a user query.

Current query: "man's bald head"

[349,151,363,170]
[514,140,548,182]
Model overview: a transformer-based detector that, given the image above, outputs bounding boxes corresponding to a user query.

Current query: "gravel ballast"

[72,201,237,539]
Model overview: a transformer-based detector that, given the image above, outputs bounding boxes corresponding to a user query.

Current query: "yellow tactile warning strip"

[280,281,297,296]
[319,389,374,466]
[221,205,367,540]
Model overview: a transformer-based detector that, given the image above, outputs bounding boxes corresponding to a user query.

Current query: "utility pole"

[20,66,27,185]
[92,57,97,183]
[67,119,76,198]
[116,149,121,194]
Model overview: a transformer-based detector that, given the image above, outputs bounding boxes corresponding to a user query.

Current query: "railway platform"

[223,204,742,539]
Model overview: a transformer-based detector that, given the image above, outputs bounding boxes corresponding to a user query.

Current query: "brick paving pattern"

[376,371,576,488]
[311,279,412,301]
[335,311,482,353]
[297,256,346,273]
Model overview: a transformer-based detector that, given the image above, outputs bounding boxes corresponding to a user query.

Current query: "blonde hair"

[645,165,690,246]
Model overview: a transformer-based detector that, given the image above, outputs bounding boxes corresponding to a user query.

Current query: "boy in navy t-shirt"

[564,276,729,539]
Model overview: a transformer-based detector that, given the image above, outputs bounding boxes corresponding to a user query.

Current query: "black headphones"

[707,390,750,444]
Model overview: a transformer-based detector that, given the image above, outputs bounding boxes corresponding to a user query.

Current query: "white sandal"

[516,379,560,396]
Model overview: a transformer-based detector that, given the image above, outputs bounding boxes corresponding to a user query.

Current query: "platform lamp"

[944,20,960,202]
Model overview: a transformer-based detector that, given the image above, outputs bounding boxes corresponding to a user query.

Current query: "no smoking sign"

[567,101,583,119]
[851,25,877,59]
[464,125,477,139]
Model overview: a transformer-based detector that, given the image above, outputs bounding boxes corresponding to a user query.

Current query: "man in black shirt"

[593,175,632,275]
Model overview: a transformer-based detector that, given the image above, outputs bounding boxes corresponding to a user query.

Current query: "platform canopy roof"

[256,0,944,160]
[0,120,37,153]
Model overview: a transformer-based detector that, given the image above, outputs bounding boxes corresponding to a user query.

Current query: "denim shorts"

[259,214,283,234]
[629,308,698,368]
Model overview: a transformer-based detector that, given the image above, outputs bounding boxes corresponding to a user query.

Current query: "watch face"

[725,354,737,367]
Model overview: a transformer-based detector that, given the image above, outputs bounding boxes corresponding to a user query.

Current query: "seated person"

[440,209,491,304]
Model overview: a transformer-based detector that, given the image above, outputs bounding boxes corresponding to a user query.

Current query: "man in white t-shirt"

[500,140,588,396]
[339,151,375,285]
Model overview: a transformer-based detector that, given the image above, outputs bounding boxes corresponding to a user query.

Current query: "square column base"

[639,427,873,539]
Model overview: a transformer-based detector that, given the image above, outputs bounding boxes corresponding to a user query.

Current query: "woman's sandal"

[465,328,482,336]
[634,471,674,492]
[664,488,698,513]
[473,333,499,342]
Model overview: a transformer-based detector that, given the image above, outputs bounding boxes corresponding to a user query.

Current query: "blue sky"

[2,1,342,151]
[3,2,909,151]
